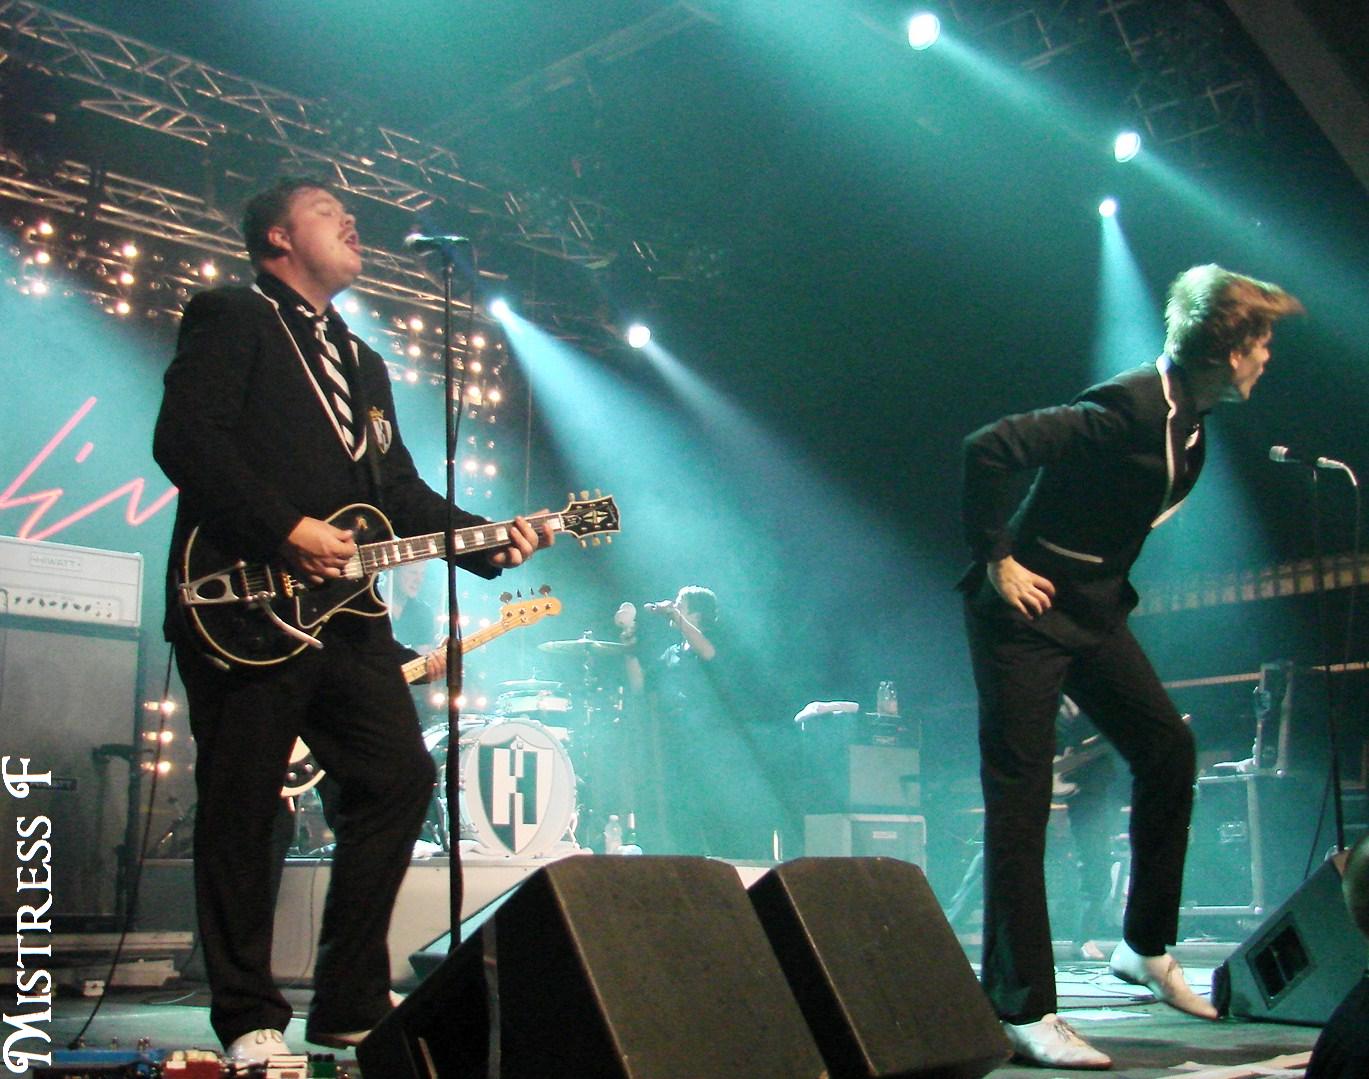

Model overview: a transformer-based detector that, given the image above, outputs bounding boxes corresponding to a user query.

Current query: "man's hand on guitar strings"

[488,513,555,568]
[282,516,357,583]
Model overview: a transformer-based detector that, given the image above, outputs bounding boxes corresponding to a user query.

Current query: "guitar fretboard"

[354,512,564,576]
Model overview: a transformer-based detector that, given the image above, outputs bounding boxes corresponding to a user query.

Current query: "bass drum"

[432,719,578,858]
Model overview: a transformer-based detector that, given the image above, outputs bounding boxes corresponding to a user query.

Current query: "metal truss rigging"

[944,0,1265,160]
[0,0,712,281]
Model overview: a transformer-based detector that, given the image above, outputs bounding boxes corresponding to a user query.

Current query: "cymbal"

[538,638,630,655]
[497,678,562,691]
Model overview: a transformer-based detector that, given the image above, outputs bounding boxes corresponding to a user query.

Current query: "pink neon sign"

[0,396,178,542]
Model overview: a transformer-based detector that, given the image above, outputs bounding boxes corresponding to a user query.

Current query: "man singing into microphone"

[154,177,551,1062]
[959,265,1303,1069]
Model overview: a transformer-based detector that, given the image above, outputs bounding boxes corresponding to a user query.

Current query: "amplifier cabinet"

[1182,773,1322,918]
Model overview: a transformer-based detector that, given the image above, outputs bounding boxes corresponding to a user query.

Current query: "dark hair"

[1164,264,1304,369]
[242,176,336,267]
[677,585,718,628]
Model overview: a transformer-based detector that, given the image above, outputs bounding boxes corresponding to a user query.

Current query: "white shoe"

[1109,940,1218,1020]
[1003,1013,1112,1069]
[226,1028,293,1064]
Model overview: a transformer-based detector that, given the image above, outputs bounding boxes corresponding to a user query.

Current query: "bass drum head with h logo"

[457,719,577,857]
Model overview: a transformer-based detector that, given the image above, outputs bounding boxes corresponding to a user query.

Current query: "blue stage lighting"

[626,323,652,349]
[1098,197,1119,218]
[488,297,512,320]
[1113,130,1142,163]
[906,12,941,50]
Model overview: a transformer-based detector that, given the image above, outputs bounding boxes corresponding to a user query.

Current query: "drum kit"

[417,634,631,860]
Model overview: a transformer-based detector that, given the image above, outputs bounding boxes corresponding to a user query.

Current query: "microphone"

[1269,445,1348,470]
[644,601,674,613]
[403,232,472,253]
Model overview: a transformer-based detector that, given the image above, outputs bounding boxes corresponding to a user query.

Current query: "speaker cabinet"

[1213,853,1365,1025]
[749,857,1009,1079]
[0,617,137,920]
[359,856,828,1078]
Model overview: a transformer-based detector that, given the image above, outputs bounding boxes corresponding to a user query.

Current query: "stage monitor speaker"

[1213,853,1365,1026]
[358,856,828,1079]
[0,617,137,920]
[749,857,1009,1079]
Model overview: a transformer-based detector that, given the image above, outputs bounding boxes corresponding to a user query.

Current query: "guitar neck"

[359,510,564,576]
[400,612,539,684]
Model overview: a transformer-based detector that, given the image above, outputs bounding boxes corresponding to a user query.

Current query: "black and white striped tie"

[309,312,362,456]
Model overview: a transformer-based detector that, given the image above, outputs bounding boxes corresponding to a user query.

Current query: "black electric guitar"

[282,592,563,798]
[178,493,618,669]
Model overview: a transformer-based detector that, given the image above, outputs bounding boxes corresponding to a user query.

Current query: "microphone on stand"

[1269,445,1348,470]
[1270,445,1358,486]
[403,232,472,253]
[644,601,675,613]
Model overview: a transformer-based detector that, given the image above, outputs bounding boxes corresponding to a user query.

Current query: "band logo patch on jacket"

[369,407,393,454]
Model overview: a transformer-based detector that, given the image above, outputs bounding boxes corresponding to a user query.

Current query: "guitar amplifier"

[0,535,143,628]
[799,714,921,813]
[1181,773,1322,917]
[804,814,928,870]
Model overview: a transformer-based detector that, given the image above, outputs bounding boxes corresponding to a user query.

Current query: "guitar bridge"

[178,561,276,608]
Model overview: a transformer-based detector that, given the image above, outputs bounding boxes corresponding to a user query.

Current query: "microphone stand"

[1305,467,1349,857]
[433,239,474,944]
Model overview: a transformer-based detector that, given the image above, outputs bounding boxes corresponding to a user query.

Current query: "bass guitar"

[282,591,563,798]
[177,493,617,668]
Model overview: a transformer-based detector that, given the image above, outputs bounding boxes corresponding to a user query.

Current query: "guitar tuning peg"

[594,487,602,497]
[578,538,588,549]
[539,584,551,595]
[604,536,612,544]
[591,537,601,546]
[567,491,574,502]
[579,489,589,500]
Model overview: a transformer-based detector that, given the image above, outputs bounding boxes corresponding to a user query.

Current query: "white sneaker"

[1003,1013,1112,1069]
[1109,940,1218,1020]
[226,1028,292,1064]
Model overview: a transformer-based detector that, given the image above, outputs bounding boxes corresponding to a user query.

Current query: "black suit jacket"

[960,357,1205,643]
[154,283,493,642]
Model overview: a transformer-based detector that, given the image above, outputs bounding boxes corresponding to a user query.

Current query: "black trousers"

[176,621,437,1047]
[964,595,1195,1023]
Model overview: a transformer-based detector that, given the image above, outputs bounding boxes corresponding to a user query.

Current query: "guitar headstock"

[499,594,564,626]
[561,491,621,547]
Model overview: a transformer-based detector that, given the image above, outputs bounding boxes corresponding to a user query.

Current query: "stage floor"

[42,955,1322,1077]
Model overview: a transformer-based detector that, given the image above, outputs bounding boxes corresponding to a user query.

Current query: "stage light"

[30,280,50,296]
[34,250,50,265]
[488,388,502,404]
[470,360,483,374]
[907,12,941,50]
[471,333,486,349]
[626,323,652,349]
[36,220,54,237]
[115,299,132,315]
[488,297,512,320]
[1098,197,1119,218]
[463,458,478,473]
[483,463,497,477]
[408,316,424,332]
[404,369,419,383]
[121,242,140,259]
[119,271,135,285]
[406,344,421,358]
[1113,130,1142,162]
[201,261,218,279]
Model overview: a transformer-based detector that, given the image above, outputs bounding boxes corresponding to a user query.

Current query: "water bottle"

[877,680,899,716]
[603,814,622,855]
[619,811,643,855]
